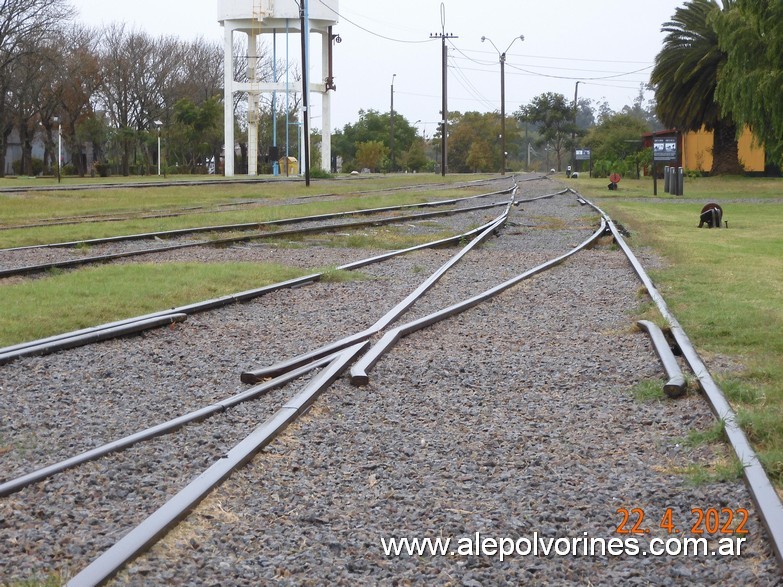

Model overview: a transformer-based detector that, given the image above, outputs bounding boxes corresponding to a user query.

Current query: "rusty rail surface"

[350,218,607,385]
[65,342,370,587]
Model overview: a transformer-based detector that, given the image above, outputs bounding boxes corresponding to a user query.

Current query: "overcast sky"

[69,0,686,133]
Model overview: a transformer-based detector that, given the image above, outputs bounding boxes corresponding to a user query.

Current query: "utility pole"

[390,73,396,172]
[430,3,456,177]
[299,0,311,186]
[572,80,581,174]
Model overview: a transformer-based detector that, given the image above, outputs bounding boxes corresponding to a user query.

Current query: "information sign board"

[653,138,678,162]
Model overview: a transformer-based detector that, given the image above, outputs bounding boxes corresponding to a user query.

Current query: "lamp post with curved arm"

[481,34,524,175]
[390,73,396,172]
[154,120,163,176]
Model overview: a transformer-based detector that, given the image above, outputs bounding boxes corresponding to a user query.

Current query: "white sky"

[69,0,685,133]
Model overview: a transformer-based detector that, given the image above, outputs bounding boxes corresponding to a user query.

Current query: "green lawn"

[0,175,498,248]
[0,263,312,345]
[568,174,783,483]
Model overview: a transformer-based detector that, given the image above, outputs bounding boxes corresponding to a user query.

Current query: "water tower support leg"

[223,24,235,177]
[248,33,258,176]
[321,31,332,173]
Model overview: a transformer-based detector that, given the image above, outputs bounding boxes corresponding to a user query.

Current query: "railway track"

[0,180,521,279]
[1,178,780,585]
[0,175,514,232]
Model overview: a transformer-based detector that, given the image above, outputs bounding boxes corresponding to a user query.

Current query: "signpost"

[575,148,591,177]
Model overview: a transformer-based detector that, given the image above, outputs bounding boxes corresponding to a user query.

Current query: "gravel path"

[1,179,780,585]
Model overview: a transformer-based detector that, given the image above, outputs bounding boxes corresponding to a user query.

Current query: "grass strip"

[0,183,496,249]
[0,262,359,347]
[569,175,783,484]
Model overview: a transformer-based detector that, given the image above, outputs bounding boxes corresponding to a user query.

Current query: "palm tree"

[651,0,743,175]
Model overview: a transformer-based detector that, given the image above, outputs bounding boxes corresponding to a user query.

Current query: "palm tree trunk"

[711,120,744,175]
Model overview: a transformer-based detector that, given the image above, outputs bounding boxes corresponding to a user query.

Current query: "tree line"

[652,0,781,174]
[331,88,659,176]
[333,0,782,176]
[0,0,300,177]
[2,0,779,177]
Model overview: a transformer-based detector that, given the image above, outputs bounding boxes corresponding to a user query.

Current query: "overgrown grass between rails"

[0,173,498,228]
[263,224,465,251]
[0,185,497,249]
[0,262,363,347]
[570,175,783,486]
[5,572,64,587]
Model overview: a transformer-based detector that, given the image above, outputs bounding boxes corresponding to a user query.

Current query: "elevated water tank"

[218,0,339,177]
[218,0,338,29]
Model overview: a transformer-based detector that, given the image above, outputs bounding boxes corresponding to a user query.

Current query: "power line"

[450,63,649,85]
[317,0,432,44]
[447,39,496,67]
[456,46,653,66]
[448,55,496,111]
[450,54,652,77]
[505,62,652,81]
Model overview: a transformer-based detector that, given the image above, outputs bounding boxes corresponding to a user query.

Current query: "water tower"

[218,0,339,176]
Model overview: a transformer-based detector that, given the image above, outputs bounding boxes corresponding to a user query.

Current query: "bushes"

[93,162,110,177]
[12,158,44,176]
[592,148,652,179]
[310,167,333,179]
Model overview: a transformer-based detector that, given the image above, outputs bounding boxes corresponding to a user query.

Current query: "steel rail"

[0,177,514,230]
[0,176,294,194]
[0,201,510,279]
[0,204,256,231]
[636,320,686,397]
[576,191,783,570]
[0,353,338,497]
[0,171,521,196]
[350,218,608,385]
[0,199,524,365]
[0,313,186,362]
[0,276,319,365]
[1,313,188,356]
[240,197,516,383]
[66,341,369,587]
[516,189,569,203]
[1,184,515,253]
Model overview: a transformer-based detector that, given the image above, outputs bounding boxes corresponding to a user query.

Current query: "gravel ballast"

[1,179,780,585]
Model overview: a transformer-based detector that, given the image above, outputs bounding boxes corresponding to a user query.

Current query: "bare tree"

[0,0,71,175]
[12,36,62,175]
[175,37,224,104]
[54,25,102,175]
[97,24,154,175]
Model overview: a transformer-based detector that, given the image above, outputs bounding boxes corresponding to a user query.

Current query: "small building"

[278,156,298,176]
[682,127,765,173]
[642,127,765,174]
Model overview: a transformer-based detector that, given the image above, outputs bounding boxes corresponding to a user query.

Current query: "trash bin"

[278,156,298,176]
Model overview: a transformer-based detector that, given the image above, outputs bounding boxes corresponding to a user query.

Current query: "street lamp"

[390,73,396,172]
[154,120,163,176]
[52,116,62,183]
[482,34,524,175]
